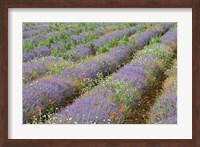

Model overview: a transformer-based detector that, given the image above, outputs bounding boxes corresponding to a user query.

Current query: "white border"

[8,8,192,139]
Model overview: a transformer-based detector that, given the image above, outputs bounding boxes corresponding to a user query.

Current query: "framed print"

[0,0,200,147]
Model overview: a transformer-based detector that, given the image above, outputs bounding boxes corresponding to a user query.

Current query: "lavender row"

[49,43,174,124]
[161,28,177,47]
[23,23,78,36]
[23,23,49,32]
[23,26,52,39]
[23,43,135,123]
[23,46,51,62]
[133,23,174,49]
[148,60,177,124]
[23,29,72,45]
[23,57,66,83]
[92,26,141,49]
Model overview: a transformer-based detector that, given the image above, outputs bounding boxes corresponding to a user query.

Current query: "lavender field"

[23,23,177,124]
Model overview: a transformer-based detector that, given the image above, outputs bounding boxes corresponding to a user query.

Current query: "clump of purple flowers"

[23,27,51,38]
[133,23,173,49]
[23,46,51,62]
[50,86,123,124]
[65,45,93,62]
[23,57,63,83]
[148,61,177,124]
[23,78,69,122]
[23,62,49,83]
[161,28,177,47]
[154,23,174,35]
[92,26,140,49]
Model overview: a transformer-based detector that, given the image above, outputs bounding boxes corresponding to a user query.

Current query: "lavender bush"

[23,62,49,83]
[23,56,75,83]
[148,60,177,124]
[161,28,177,47]
[23,27,51,38]
[132,23,173,49]
[23,46,51,62]
[92,26,141,49]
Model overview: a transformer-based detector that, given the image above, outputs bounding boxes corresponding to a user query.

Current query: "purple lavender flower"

[40,56,62,64]
[91,54,118,77]
[65,45,93,62]
[95,28,104,35]
[23,52,35,62]
[62,44,133,81]
[148,62,177,124]
[23,46,51,62]
[92,26,140,49]
[50,42,65,50]
[154,23,174,34]
[23,56,62,83]
[23,78,71,122]
[32,46,51,57]
[23,27,50,38]
[23,23,49,32]
[71,32,92,44]
[134,30,158,49]
[61,29,73,36]
[161,28,177,47]
[23,38,33,45]
[50,86,123,124]
[113,65,147,91]
[34,31,60,44]
[133,23,172,49]
[23,62,49,83]
[108,44,133,66]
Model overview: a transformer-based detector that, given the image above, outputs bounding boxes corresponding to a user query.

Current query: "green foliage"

[23,23,36,30]
[129,36,136,48]
[134,43,173,71]
[171,23,177,29]
[23,42,35,52]
[96,37,119,55]
[149,35,161,45]
[45,60,75,76]
[120,35,129,46]
[80,72,104,94]
[164,59,177,77]
[135,23,155,34]
[101,77,139,112]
